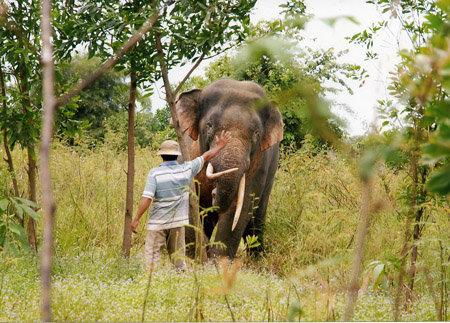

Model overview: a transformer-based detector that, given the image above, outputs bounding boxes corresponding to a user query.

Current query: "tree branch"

[55,10,160,108]
[154,31,188,156]
[174,52,205,96]
[155,31,207,263]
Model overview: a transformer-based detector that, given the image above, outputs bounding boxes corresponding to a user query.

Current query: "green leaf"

[0,224,6,244]
[10,199,24,220]
[436,0,450,11]
[373,263,385,285]
[20,204,40,221]
[9,222,29,251]
[426,166,450,195]
[4,236,19,256]
[288,301,303,321]
[0,199,9,211]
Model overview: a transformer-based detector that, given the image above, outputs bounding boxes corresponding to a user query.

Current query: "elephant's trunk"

[210,139,250,232]
[206,163,243,231]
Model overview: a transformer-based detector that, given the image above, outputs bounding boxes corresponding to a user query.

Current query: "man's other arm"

[131,197,152,234]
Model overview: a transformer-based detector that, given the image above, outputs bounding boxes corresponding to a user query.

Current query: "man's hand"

[202,130,232,162]
[131,197,152,234]
[131,217,140,234]
[215,130,232,150]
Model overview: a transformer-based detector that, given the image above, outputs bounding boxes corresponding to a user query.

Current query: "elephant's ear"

[261,105,283,151]
[174,89,202,140]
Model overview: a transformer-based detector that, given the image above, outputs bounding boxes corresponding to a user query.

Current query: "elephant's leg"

[245,152,279,256]
[210,200,254,258]
[185,201,211,258]
[244,187,270,256]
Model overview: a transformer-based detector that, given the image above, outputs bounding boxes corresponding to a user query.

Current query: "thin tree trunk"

[40,0,57,320]
[343,178,372,321]
[154,32,207,263]
[0,63,18,196]
[122,70,136,258]
[39,1,161,319]
[2,131,20,197]
[0,61,21,195]
[407,207,423,297]
[407,167,428,300]
[394,141,419,319]
[1,61,24,228]
[19,62,38,252]
[27,145,38,252]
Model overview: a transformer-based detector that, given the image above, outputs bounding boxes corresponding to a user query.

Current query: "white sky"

[151,0,408,136]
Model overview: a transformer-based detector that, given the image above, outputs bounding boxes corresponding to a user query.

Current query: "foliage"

[348,1,449,313]
[350,0,450,195]
[0,196,39,254]
[0,0,42,152]
[183,46,364,148]
[416,1,450,195]
[0,131,448,320]
[178,3,367,148]
[100,106,175,150]
[364,258,402,291]
[0,0,84,151]
[68,0,257,90]
[56,56,132,141]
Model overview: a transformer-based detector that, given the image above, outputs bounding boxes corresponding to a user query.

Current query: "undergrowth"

[0,252,438,321]
[0,137,448,321]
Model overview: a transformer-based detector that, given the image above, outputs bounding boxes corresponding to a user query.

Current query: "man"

[131,131,232,270]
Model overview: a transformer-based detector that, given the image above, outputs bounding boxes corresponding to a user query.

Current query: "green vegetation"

[0,135,447,321]
[1,0,449,321]
[0,253,438,322]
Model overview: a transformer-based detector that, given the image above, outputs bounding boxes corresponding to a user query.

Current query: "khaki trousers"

[145,227,186,270]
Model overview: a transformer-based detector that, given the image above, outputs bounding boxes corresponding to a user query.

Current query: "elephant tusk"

[206,163,239,180]
[212,187,217,206]
[232,174,245,231]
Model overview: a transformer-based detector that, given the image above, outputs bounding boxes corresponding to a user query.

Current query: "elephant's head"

[176,78,283,257]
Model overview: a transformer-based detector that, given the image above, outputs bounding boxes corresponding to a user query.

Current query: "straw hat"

[157,140,181,156]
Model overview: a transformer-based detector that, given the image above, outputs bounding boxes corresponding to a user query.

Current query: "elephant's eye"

[206,122,212,128]
[253,130,260,143]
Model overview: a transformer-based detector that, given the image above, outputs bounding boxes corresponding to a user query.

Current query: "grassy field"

[0,138,448,321]
[0,252,438,321]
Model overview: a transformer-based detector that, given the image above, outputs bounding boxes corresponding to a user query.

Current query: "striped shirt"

[142,156,204,230]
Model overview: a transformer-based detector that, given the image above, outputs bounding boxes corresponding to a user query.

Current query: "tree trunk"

[40,0,57,320]
[343,178,372,321]
[2,131,20,196]
[407,167,428,300]
[394,130,422,318]
[154,32,207,263]
[27,145,38,252]
[17,50,38,251]
[122,70,137,258]
[39,2,160,319]
[0,62,22,215]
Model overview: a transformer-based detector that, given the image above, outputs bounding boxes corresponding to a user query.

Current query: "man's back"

[142,157,204,230]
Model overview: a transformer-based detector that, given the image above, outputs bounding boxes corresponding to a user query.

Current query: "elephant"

[175,78,283,258]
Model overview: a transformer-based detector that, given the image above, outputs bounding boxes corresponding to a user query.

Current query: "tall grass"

[0,134,448,321]
[265,143,410,273]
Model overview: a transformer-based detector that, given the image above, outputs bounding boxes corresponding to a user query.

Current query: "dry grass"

[0,136,448,321]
